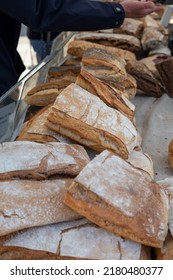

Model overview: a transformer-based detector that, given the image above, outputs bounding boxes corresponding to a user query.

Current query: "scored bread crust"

[64,150,168,248]
[0,141,89,180]
[76,69,135,121]
[46,83,138,159]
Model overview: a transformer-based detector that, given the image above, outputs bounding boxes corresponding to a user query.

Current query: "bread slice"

[0,179,82,236]
[64,150,168,248]
[76,69,135,121]
[46,83,138,159]
[0,141,89,180]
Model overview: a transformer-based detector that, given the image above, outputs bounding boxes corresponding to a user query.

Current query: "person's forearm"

[0,0,125,32]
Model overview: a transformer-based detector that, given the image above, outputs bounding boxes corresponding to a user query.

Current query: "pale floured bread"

[81,47,127,83]
[76,69,135,121]
[141,27,168,51]
[74,32,141,53]
[0,246,84,260]
[46,83,138,159]
[64,150,168,248]
[157,177,173,237]
[2,219,150,260]
[67,39,137,69]
[47,65,81,83]
[0,141,89,180]
[0,179,82,237]
[141,15,168,36]
[17,105,74,143]
[24,82,62,107]
[127,149,154,179]
[113,18,143,38]
[58,223,150,260]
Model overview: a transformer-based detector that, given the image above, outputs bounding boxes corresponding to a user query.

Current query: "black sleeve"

[0,0,125,32]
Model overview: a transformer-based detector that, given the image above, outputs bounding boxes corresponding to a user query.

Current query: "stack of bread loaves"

[0,12,172,259]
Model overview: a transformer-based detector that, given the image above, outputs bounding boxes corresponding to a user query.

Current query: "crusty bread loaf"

[0,179,82,237]
[154,232,173,260]
[113,18,143,38]
[156,57,173,98]
[74,32,141,53]
[81,47,127,83]
[17,105,74,143]
[64,150,168,248]
[141,27,168,51]
[127,149,154,179]
[76,69,135,121]
[46,83,138,159]
[2,221,150,260]
[0,141,89,180]
[47,65,81,83]
[129,61,164,97]
[24,82,62,106]
[0,246,84,260]
[67,39,136,70]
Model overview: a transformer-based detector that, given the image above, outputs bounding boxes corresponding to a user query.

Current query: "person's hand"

[120,0,163,18]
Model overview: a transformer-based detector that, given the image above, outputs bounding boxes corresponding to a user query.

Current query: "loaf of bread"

[47,65,81,83]
[46,83,138,159]
[141,27,168,51]
[74,32,141,53]
[81,47,127,83]
[24,82,62,106]
[157,177,173,237]
[76,69,135,121]
[67,39,137,69]
[156,57,173,98]
[129,61,164,97]
[2,220,150,260]
[154,232,173,260]
[0,246,84,260]
[0,141,89,180]
[0,179,82,237]
[127,149,154,179]
[64,149,168,248]
[17,105,74,143]
[168,139,173,170]
[114,18,143,38]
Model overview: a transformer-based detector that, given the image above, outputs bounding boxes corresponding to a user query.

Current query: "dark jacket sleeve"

[0,0,125,32]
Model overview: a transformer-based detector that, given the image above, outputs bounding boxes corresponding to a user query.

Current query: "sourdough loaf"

[2,220,150,260]
[81,47,127,83]
[74,32,141,53]
[0,141,89,180]
[46,83,138,159]
[64,150,168,248]
[67,39,136,69]
[17,105,74,143]
[24,82,62,106]
[76,69,135,121]
[0,179,81,237]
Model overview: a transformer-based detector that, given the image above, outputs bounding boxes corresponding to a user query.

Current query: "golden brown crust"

[46,83,138,159]
[76,69,135,121]
[0,246,85,260]
[64,150,168,248]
